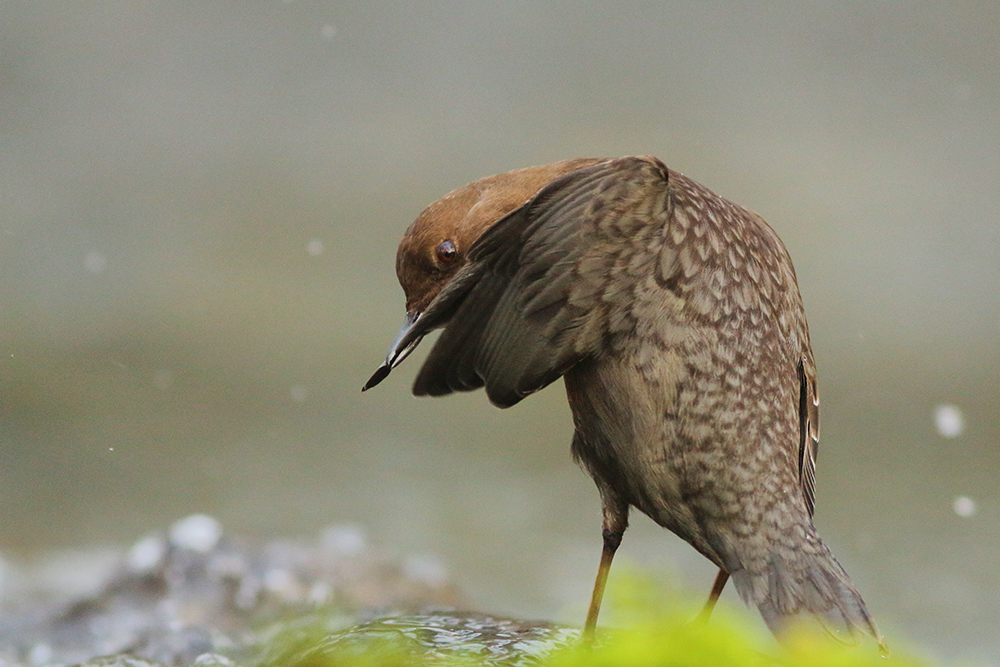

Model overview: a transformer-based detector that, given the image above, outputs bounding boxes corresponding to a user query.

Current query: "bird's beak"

[362,311,424,391]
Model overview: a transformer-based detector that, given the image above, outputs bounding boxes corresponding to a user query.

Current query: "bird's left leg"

[694,567,730,623]
[582,494,629,644]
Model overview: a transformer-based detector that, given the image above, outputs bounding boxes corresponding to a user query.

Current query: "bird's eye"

[435,239,457,264]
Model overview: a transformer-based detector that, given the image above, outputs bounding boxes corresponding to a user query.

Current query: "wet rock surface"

[0,516,577,666]
[303,613,578,666]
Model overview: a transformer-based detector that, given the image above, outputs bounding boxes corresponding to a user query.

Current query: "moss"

[253,571,936,667]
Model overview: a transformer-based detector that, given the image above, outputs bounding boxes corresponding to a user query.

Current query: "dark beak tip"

[362,311,424,393]
[362,364,392,392]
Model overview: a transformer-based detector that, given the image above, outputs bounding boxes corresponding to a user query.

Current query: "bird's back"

[562,167,810,561]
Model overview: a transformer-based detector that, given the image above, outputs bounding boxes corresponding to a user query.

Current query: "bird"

[363,155,885,652]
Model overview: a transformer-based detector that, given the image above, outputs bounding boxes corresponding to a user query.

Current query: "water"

[1,3,997,664]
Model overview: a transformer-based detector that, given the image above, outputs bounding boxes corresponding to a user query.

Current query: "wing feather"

[404,156,672,407]
[798,356,820,516]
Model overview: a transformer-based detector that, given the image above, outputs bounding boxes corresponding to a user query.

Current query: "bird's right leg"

[581,495,629,644]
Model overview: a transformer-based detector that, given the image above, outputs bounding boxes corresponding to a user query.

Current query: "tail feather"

[729,542,886,653]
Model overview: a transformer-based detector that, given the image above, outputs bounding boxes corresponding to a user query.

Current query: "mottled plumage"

[364,156,883,651]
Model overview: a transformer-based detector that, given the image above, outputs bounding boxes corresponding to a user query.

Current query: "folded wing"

[398,156,673,408]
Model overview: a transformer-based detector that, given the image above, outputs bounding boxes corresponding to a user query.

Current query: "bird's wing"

[397,156,673,408]
[797,355,820,516]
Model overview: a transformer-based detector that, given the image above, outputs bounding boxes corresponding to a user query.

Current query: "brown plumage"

[363,156,884,651]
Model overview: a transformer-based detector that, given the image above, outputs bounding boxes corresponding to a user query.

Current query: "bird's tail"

[728,536,887,654]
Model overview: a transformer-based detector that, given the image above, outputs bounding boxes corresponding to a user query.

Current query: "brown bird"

[363,156,885,651]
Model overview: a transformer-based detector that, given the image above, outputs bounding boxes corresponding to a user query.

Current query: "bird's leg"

[582,528,622,643]
[694,568,730,624]
[582,498,628,645]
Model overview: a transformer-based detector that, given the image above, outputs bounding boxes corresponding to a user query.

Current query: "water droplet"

[953,496,976,518]
[290,384,309,402]
[934,404,964,438]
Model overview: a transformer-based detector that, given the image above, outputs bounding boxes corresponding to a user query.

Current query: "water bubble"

[290,384,309,402]
[934,404,964,438]
[953,496,976,518]
[321,24,337,39]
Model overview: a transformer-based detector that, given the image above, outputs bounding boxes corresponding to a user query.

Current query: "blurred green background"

[1,2,997,664]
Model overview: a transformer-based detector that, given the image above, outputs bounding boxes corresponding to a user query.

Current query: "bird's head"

[395,157,604,314]
[364,157,604,390]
